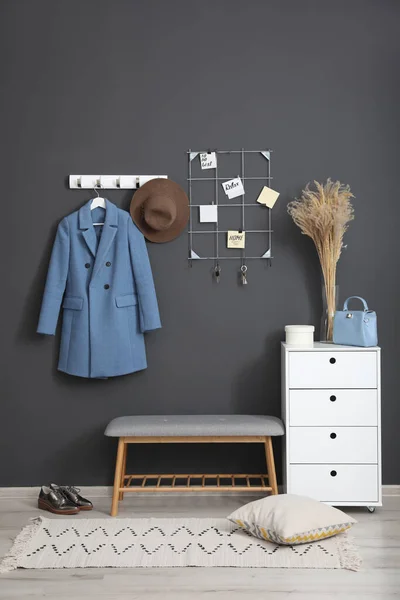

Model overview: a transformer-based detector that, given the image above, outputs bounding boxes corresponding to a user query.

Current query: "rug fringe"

[0,516,44,574]
[337,533,362,572]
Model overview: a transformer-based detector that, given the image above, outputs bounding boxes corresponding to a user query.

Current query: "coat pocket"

[115,294,138,308]
[62,296,84,310]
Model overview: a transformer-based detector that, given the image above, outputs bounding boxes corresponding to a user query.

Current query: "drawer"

[288,351,377,389]
[289,389,378,426]
[289,427,378,463]
[289,464,379,503]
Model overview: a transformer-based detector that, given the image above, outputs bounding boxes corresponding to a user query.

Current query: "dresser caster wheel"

[367,506,376,513]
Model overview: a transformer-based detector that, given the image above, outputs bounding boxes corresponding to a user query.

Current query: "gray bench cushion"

[104,415,285,438]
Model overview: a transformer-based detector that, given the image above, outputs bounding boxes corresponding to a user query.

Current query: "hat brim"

[130,179,189,243]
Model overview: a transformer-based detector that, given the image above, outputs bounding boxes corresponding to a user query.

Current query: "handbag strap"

[343,296,369,312]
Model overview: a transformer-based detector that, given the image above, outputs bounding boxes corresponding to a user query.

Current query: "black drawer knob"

[330,395,336,402]
[329,357,336,364]
[330,470,337,477]
[330,432,337,439]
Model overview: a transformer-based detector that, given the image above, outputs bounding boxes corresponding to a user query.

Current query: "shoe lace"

[65,485,80,494]
[49,484,79,503]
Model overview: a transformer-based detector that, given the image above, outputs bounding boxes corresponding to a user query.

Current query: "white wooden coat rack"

[69,175,168,189]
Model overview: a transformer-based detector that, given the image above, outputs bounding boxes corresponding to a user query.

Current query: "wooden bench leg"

[111,438,125,517]
[119,442,127,501]
[265,436,278,495]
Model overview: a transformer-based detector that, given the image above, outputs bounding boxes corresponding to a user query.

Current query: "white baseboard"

[0,484,399,499]
[0,486,112,499]
[381,485,400,496]
[0,486,270,499]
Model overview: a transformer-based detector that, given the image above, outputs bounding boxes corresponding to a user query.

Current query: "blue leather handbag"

[333,296,378,347]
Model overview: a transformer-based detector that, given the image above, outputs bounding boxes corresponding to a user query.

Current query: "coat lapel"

[91,199,118,281]
[82,228,97,257]
[79,200,97,258]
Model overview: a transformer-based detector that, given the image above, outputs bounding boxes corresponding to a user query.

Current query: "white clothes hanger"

[90,184,106,226]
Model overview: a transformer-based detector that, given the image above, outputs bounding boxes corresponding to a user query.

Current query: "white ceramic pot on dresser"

[281,342,381,511]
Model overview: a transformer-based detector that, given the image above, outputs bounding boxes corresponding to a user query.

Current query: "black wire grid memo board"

[187,148,273,284]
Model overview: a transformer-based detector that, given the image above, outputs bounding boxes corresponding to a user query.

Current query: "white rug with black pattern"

[0,516,361,572]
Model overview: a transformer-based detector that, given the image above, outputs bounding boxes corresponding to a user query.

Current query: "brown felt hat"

[130,178,189,243]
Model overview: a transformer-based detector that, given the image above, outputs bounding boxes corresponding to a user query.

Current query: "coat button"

[106,261,111,267]
[104,284,110,290]
[85,263,90,269]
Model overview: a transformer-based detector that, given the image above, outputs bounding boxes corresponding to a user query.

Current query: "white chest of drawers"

[281,342,381,509]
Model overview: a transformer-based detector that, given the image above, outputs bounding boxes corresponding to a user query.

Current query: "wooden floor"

[0,491,399,599]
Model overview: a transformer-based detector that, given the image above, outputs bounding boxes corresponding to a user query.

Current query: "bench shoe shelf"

[105,416,285,516]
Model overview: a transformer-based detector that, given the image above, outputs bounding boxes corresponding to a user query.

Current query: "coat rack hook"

[69,175,168,189]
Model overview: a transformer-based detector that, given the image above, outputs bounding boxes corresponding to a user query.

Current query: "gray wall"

[1,0,399,486]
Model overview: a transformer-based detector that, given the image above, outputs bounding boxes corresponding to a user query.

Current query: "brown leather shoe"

[38,486,79,515]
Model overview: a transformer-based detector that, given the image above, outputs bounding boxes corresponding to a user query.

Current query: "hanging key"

[240,264,248,285]
[214,264,221,283]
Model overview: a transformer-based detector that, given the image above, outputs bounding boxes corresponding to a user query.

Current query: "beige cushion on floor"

[227,494,357,545]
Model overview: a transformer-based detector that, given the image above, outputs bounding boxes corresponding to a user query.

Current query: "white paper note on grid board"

[199,205,218,223]
[222,177,245,199]
[200,152,217,170]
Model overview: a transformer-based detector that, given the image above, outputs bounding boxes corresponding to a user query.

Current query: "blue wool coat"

[37,199,161,378]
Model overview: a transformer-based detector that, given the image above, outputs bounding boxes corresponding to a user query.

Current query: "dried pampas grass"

[288,179,354,340]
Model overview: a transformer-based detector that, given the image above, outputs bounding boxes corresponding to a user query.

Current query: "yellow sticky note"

[227,231,245,249]
[256,186,280,208]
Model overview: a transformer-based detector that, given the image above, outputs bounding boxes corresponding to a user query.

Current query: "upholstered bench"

[105,414,285,516]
